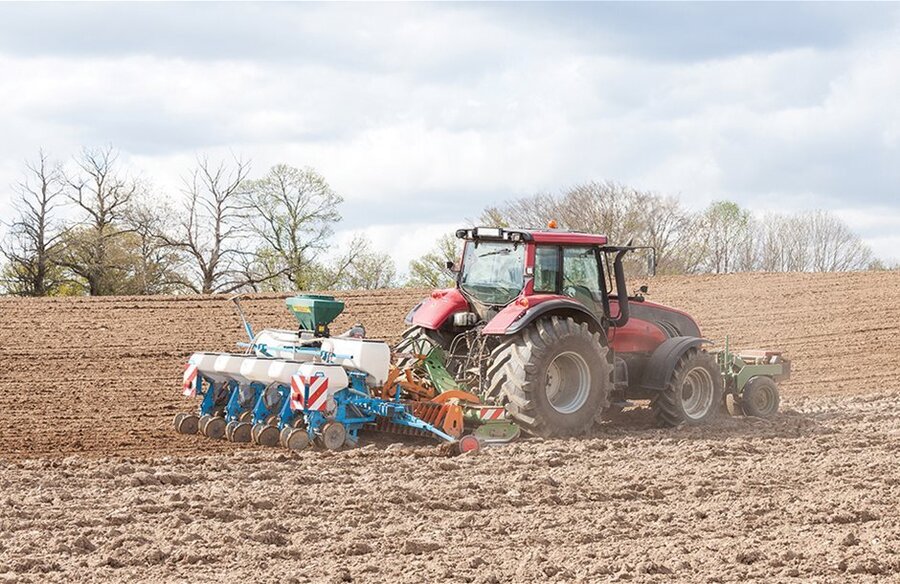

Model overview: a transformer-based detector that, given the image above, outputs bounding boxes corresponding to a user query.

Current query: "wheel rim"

[748,384,777,415]
[681,366,715,419]
[545,351,591,414]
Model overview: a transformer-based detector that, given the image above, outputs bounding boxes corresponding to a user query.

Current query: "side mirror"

[445,260,460,273]
[638,285,649,295]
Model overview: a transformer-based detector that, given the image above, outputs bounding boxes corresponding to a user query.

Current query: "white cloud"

[1,3,900,268]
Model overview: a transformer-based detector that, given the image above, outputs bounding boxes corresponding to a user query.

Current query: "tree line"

[406,181,882,288]
[0,147,398,296]
[1,152,884,297]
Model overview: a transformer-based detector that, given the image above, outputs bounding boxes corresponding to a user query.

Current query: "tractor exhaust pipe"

[609,249,630,328]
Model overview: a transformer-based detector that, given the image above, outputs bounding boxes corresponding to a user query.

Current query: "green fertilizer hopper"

[286,294,345,337]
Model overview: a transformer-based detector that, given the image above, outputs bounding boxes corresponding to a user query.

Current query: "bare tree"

[163,156,253,294]
[60,146,141,295]
[694,201,753,274]
[755,211,871,272]
[334,236,398,290]
[241,164,342,290]
[480,181,694,275]
[126,196,190,294]
[804,210,873,272]
[0,151,67,296]
[306,234,370,290]
[406,234,461,288]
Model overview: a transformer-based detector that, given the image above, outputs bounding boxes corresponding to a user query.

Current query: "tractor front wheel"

[394,326,452,370]
[489,316,611,437]
[652,348,722,426]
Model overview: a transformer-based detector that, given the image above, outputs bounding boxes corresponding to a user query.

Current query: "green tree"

[695,201,753,274]
[60,147,142,295]
[242,164,342,290]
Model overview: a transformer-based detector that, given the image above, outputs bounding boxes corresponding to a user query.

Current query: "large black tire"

[736,376,780,418]
[652,348,723,426]
[488,316,611,437]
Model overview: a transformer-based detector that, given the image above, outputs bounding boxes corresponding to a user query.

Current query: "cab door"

[561,246,605,317]
[533,245,606,317]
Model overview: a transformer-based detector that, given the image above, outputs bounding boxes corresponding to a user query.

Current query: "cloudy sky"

[1,2,899,270]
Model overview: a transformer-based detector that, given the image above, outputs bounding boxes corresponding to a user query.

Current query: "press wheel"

[285,429,310,451]
[257,425,280,447]
[175,413,199,435]
[232,422,252,443]
[205,416,226,440]
[319,422,346,451]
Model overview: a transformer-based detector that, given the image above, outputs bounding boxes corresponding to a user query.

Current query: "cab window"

[533,246,559,293]
[562,247,602,308]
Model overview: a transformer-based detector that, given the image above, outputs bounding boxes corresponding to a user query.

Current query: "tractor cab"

[453,226,628,329]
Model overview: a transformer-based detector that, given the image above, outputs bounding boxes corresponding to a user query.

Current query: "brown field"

[2,272,900,582]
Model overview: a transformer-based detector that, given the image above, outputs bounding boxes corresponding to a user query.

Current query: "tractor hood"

[405,288,469,330]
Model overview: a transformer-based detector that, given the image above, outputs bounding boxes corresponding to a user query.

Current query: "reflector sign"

[290,374,329,412]
[182,364,199,397]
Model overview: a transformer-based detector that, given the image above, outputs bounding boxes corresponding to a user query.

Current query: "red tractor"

[401,226,786,437]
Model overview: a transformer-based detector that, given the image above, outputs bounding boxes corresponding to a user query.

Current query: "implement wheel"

[198,415,213,435]
[488,316,611,437]
[257,425,279,447]
[204,416,226,440]
[285,428,311,451]
[738,376,780,418]
[174,413,199,435]
[319,422,346,451]
[652,348,722,426]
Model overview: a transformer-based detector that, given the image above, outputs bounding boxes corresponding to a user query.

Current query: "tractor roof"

[456,226,608,246]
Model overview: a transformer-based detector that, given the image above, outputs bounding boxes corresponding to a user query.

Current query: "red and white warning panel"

[477,406,506,421]
[182,363,199,397]
[290,374,330,412]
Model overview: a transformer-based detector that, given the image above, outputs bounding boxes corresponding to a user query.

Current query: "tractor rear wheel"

[652,348,722,426]
[737,376,780,418]
[489,316,610,437]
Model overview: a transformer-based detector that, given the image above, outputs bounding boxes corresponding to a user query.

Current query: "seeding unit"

[174,294,495,452]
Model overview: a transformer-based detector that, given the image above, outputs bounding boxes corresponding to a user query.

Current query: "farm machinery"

[174,223,791,450]
[173,294,496,452]
[398,225,791,437]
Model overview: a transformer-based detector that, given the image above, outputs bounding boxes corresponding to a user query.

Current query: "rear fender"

[641,336,711,392]
[482,296,604,336]
[406,288,469,330]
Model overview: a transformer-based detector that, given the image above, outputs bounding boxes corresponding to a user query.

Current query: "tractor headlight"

[452,312,479,327]
[475,227,502,239]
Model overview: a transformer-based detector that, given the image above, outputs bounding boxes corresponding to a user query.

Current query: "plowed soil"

[2,272,900,583]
